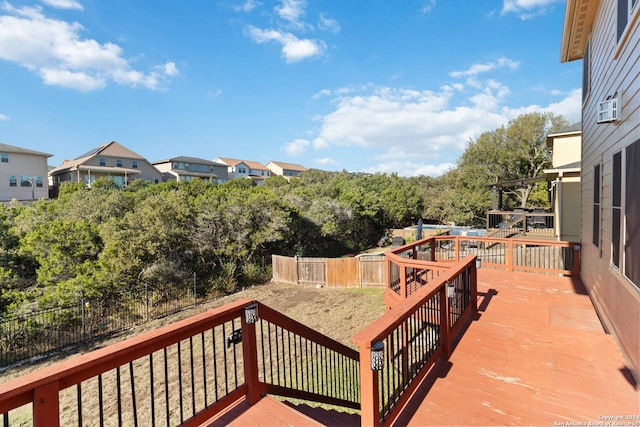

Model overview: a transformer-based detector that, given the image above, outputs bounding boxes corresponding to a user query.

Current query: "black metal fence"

[0,280,215,369]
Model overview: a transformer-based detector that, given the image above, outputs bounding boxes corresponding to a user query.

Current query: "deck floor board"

[204,269,639,426]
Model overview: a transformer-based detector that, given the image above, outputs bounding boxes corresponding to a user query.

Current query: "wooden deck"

[205,270,640,426]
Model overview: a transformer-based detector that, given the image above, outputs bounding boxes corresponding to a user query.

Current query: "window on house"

[99,157,106,166]
[9,176,16,187]
[116,159,123,167]
[1,153,8,163]
[132,160,138,169]
[583,39,591,104]
[593,164,601,247]
[36,176,43,187]
[612,152,622,268]
[625,139,640,287]
[618,0,638,43]
[21,176,31,187]
[618,0,628,42]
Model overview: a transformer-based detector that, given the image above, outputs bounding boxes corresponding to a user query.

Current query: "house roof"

[486,176,547,189]
[546,122,581,147]
[153,156,225,166]
[0,142,52,157]
[217,157,269,171]
[165,170,218,178]
[560,0,599,62]
[50,141,146,175]
[267,161,308,172]
[544,161,582,175]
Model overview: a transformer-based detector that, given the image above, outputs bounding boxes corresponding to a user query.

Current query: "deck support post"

[33,381,60,427]
[242,311,261,405]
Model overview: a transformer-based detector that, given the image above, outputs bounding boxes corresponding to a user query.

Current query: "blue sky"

[0,0,581,177]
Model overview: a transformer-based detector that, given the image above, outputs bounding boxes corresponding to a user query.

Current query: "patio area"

[205,269,639,426]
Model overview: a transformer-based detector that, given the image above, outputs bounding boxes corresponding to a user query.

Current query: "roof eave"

[560,0,600,63]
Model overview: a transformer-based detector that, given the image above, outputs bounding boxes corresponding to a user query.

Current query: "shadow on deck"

[206,269,639,426]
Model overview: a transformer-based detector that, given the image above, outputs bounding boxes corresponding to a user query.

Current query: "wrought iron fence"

[0,280,212,369]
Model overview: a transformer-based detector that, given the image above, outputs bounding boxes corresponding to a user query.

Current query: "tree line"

[0,112,567,317]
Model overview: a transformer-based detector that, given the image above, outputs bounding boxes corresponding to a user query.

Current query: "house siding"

[577,0,640,383]
[0,151,50,201]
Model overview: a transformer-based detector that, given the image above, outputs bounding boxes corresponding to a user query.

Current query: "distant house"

[265,161,307,180]
[561,0,640,384]
[49,141,162,189]
[153,156,228,184]
[543,123,581,242]
[0,142,52,202]
[214,157,271,185]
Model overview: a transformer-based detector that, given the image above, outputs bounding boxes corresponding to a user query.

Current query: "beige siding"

[579,0,640,383]
[0,152,50,201]
[552,134,581,167]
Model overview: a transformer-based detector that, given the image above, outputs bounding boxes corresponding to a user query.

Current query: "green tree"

[455,112,568,223]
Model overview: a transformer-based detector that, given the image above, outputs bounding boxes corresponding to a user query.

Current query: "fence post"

[193,272,197,307]
[145,282,149,322]
[81,293,86,343]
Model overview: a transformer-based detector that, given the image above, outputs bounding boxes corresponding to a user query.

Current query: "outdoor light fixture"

[447,282,455,298]
[244,303,259,324]
[371,341,384,371]
[476,258,482,269]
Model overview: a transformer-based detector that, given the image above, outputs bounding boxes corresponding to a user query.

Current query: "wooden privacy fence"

[272,255,386,288]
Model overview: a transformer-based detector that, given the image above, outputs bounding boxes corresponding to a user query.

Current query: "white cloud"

[163,62,179,76]
[421,0,436,13]
[245,25,325,62]
[450,57,520,78]
[40,0,83,10]
[304,74,581,177]
[231,0,261,12]
[0,113,9,120]
[501,0,563,20]
[365,160,454,178]
[314,157,338,166]
[275,0,306,28]
[0,3,177,91]
[283,138,310,156]
[318,13,340,33]
[544,88,581,123]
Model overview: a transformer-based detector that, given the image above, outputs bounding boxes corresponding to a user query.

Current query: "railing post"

[359,344,381,427]
[440,286,451,358]
[33,381,60,426]
[454,236,460,261]
[507,240,514,272]
[430,239,436,262]
[572,244,581,278]
[471,260,478,313]
[241,307,261,405]
[400,264,407,299]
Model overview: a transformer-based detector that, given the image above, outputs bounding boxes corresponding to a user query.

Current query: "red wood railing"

[0,299,360,426]
[354,255,478,427]
[0,235,580,427]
